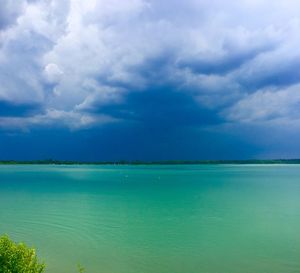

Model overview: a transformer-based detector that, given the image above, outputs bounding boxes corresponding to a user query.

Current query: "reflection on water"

[0,165,300,273]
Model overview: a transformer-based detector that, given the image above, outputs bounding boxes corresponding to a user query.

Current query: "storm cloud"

[1,0,300,159]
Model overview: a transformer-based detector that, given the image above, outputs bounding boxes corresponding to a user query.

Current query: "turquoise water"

[0,164,300,273]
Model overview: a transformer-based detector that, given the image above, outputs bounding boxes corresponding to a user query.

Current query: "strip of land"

[0,159,300,165]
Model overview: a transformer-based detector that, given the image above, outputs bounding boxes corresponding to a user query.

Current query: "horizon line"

[1,159,300,165]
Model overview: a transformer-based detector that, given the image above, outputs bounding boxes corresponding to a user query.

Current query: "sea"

[0,164,299,273]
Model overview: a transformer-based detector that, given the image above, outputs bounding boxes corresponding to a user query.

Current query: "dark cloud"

[99,86,223,128]
[0,123,259,161]
[1,0,300,159]
[0,101,42,117]
[238,58,300,90]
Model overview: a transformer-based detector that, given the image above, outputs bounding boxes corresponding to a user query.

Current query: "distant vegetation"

[0,159,300,165]
[0,235,45,273]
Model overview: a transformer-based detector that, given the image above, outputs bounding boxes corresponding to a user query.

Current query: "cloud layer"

[1,0,300,159]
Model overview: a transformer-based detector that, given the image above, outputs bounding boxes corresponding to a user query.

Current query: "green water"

[0,165,299,273]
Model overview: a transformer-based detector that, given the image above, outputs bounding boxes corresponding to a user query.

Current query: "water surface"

[0,164,299,273]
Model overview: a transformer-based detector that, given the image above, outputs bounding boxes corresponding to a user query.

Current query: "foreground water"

[0,165,299,273]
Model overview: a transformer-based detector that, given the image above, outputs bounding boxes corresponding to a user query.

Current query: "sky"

[1,0,300,161]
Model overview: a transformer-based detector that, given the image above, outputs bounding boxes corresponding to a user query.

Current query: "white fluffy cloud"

[0,108,116,130]
[224,84,300,123]
[1,0,300,129]
[44,63,63,84]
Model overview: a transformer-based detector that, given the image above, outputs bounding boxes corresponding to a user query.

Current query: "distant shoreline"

[1,159,300,165]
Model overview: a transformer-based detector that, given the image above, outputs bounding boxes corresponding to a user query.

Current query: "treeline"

[1,159,300,165]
